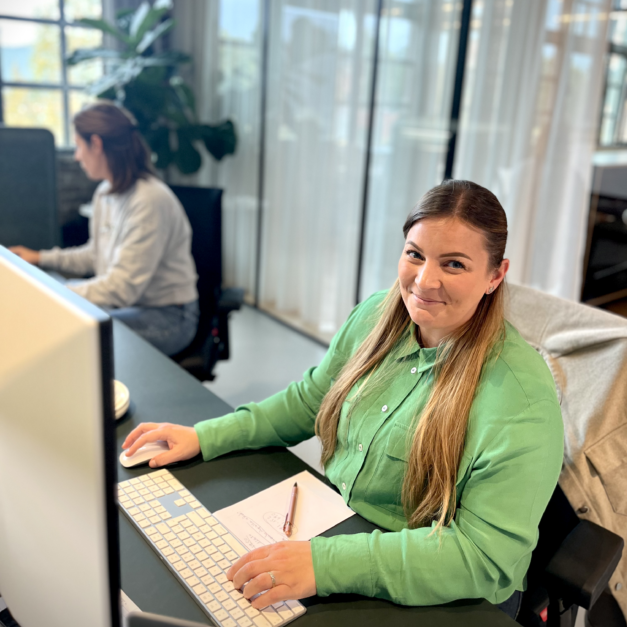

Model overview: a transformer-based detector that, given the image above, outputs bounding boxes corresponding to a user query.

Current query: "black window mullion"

[59,0,71,146]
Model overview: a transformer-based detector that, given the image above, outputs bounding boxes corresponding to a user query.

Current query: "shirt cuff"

[194,412,246,461]
[311,534,373,598]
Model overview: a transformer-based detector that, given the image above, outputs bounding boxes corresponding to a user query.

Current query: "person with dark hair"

[121,180,563,620]
[10,101,199,356]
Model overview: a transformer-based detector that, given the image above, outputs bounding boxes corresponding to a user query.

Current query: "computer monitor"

[0,246,119,627]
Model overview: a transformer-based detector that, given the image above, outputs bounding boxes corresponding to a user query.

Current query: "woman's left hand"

[227,541,316,609]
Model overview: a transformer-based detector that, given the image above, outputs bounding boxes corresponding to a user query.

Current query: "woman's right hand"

[9,246,40,265]
[122,422,201,468]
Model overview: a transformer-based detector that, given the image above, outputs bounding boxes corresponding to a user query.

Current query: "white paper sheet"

[214,470,355,550]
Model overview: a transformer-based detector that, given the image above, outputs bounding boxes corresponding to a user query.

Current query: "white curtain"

[454,0,611,300]
[359,0,462,300]
[172,0,262,302]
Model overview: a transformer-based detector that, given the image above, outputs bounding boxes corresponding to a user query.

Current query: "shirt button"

[342,482,347,490]
[411,367,417,374]
[381,405,388,412]
[358,444,363,452]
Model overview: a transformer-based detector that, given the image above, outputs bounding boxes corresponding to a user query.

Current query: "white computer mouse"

[119,440,170,468]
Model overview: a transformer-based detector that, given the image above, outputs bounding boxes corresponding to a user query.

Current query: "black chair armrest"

[545,519,624,610]
[218,287,244,312]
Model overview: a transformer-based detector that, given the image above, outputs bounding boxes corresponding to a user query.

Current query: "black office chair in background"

[169,185,243,381]
[0,127,60,250]
[517,485,624,627]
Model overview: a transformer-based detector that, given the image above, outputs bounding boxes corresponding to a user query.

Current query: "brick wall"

[56,150,99,226]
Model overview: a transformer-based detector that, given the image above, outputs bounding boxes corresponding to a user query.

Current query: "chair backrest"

[0,127,60,250]
[169,185,223,340]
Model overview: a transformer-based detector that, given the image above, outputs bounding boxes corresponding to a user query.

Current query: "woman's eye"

[447,260,466,270]
[406,250,423,260]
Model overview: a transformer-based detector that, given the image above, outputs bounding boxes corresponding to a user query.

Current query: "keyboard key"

[156,540,168,550]
[207,531,218,541]
[214,609,228,622]
[164,532,176,541]
[260,608,281,626]
[206,545,218,555]
[209,566,221,576]
[238,599,250,609]
[208,601,221,613]
[194,566,207,578]
[183,538,196,547]
[284,599,306,616]
[237,618,252,627]
[180,568,193,579]
[149,500,160,508]
[146,526,160,537]
[223,581,235,592]
[214,537,225,547]
[182,553,196,563]
[171,539,183,549]
[275,604,294,621]
[188,559,201,570]
[155,506,166,514]
[223,534,247,556]
[149,516,161,524]
[191,501,202,508]
[215,591,229,602]
[156,523,169,534]
[207,517,219,526]
[171,525,184,533]
[153,490,165,497]
[223,619,236,627]
[181,519,193,528]
[174,499,186,507]
[162,547,174,557]
[215,525,228,535]
[188,512,204,527]
[167,552,181,563]
[190,545,203,555]
[200,592,213,604]
[193,583,205,595]
[230,589,244,601]
[197,551,209,562]
[223,599,236,611]
[252,616,271,627]
[231,607,245,619]
[163,487,174,495]
[129,478,141,485]
[133,498,144,505]
[188,525,199,535]
[200,525,211,534]
[208,582,221,594]
[216,573,228,584]
[218,559,231,569]
[138,503,150,512]
[138,519,151,528]
[179,489,190,497]
[199,509,212,518]
[184,496,196,503]
[173,561,186,571]
[245,607,260,618]
[202,575,216,586]
[139,488,150,496]
[160,512,171,520]
[225,551,238,561]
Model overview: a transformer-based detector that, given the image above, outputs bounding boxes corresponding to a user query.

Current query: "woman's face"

[74,133,109,181]
[398,217,509,348]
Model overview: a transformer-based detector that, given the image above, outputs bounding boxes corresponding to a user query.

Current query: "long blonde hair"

[315,180,507,531]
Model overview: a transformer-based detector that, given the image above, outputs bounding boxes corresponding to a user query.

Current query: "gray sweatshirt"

[39,176,198,308]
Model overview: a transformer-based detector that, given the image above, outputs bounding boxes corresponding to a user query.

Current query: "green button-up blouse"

[194,290,564,606]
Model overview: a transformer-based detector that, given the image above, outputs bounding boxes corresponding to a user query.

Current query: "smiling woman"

[122,179,564,621]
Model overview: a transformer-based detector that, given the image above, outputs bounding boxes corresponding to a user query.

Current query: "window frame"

[0,0,101,147]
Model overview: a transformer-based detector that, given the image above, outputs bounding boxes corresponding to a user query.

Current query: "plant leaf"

[174,129,202,174]
[170,77,196,117]
[131,6,171,47]
[66,48,127,66]
[200,121,237,161]
[136,18,174,54]
[87,60,145,96]
[74,18,131,45]
[145,126,173,169]
[141,50,191,66]
[129,2,150,38]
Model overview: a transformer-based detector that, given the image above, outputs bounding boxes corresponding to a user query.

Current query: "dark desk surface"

[113,321,516,627]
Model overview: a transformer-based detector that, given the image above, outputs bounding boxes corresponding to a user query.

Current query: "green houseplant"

[66,0,236,174]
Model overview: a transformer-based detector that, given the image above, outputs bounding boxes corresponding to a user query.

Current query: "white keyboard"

[118,469,306,627]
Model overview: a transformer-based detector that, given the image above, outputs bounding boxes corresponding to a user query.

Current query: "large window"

[0,0,103,147]
[599,0,627,145]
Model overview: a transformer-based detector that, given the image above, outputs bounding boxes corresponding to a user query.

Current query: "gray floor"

[204,305,326,473]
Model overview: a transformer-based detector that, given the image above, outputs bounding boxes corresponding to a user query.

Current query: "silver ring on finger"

[268,571,276,588]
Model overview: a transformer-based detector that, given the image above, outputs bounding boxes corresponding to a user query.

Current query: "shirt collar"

[394,322,438,372]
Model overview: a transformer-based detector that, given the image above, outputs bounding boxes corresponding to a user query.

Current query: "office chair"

[0,127,60,250]
[517,485,623,626]
[169,185,243,381]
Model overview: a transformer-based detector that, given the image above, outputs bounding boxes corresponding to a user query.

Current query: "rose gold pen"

[283,482,298,537]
